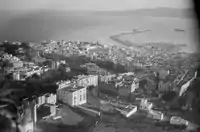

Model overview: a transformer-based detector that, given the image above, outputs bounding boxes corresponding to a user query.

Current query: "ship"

[133,28,151,33]
[174,29,185,32]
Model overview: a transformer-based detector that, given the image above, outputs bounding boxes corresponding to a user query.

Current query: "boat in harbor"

[174,29,185,32]
[133,28,151,33]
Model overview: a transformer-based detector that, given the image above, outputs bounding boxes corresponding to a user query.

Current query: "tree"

[2,60,13,68]
[0,83,23,132]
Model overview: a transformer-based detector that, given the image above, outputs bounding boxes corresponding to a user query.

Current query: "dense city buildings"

[0,39,199,132]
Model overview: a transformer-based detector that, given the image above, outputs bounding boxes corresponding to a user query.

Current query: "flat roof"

[58,85,86,92]
[117,105,137,112]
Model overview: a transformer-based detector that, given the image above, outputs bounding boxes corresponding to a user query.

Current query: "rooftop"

[121,105,137,112]
[77,74,97,79]
[59,85,86,92]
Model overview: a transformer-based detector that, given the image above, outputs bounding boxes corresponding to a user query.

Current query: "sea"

[0,10,198,52]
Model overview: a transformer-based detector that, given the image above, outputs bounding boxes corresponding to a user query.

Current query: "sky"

[0,0,192,11]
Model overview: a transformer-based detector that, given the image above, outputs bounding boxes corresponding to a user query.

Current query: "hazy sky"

[0,0,191,11]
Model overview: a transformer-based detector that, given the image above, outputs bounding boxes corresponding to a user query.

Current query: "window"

[80,95,82,102]
[74,94,77,105]
[83,89,86,101]
[62,91,65,98]
[79,90,82,102]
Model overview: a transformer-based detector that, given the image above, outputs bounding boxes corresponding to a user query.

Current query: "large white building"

[115,104,138,118]
[57,85,87,106]
[37,93,57,107]
[131,78,139,93]
[147,109,164,120]
[77,75,98,87]
[170,116,189,126]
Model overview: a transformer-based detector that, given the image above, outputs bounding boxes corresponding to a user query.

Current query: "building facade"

[81,63,100,75]
[37,93,57,107]
[131,78,139,93]
[56,80,71,89]
[115,104,138,118]
[170,116,189,126]
[148,109,164,120]
[57,86,87,106]
[158,81,173,93]
[77,75,98,87]
[13,72,20,80]
[140,99,153,110]
[45,94,57,105]
[100,74,115,83]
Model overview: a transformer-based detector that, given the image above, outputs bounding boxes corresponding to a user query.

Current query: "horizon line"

[0,6,193,12]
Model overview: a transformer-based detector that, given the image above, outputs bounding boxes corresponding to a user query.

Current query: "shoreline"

[109,29,189,51]
[109,29,151,47]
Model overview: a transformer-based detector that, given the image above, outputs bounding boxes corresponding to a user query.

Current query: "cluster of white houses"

[1,53,72,81]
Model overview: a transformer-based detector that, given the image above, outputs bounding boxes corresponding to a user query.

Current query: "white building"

[65,67,71,72]
[37,95,46,107]
[24,122,34,132]
[147,109,164,120]
[77,75,98,87]
[23,62,35,68]
[179,78,194,96]
[57,85,87,106]
[131,78,139,93]
[50,105,57,116]
[45,94,57,105]
[139,99,153,110]
[170,116,189,126]
[100,74,116,83]
[13,72,20,80]
[115,104,137,118]
[37,94,57,107]
[56,80,71,89]
[86,46,97,51]
[179,71,197,96]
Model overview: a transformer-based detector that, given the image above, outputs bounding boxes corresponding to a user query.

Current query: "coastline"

[109,29,189,52]
[109,29,151,47]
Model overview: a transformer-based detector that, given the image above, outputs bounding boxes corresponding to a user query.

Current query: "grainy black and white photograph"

[0,0,200,132]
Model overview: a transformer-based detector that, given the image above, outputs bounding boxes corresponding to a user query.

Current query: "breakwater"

[110,29,151,47]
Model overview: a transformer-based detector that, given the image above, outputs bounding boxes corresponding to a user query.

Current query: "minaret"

[33,101,37,132]
[37,51,40,57]
[194,71,198,78]
[33,103,37,123]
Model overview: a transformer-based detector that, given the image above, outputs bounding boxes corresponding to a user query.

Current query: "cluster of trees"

[0,42,30,56]
[0,41,43,63]
[92,60,127,73]
[0,78,65,132]
[43,51,128,74]
[159,77,200,125]
[42,69,76,83]
[98,83,118,97]
[0,80,25,132]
